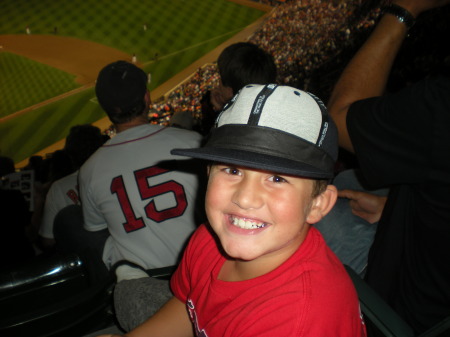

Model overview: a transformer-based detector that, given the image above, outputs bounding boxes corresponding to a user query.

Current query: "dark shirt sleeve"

[347,76,450,188]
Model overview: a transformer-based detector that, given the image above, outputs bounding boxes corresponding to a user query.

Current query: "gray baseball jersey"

[39,171,80,239]
[79,124,203,269]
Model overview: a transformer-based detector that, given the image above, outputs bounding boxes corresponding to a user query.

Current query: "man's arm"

[327,0,450,153]
[97,296,193,337]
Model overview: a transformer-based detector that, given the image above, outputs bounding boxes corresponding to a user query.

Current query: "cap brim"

[171,147,333,179]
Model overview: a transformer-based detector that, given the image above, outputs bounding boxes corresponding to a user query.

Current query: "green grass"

[0,0,265,164]
[0,52,80,117]
[0,88,105,162]
[1,0,260,61]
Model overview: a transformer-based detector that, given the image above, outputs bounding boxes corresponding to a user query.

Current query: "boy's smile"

[229,214,267,230]
[206,164,322,276]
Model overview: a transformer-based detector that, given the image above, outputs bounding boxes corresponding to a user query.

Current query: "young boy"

[102,84,366,336]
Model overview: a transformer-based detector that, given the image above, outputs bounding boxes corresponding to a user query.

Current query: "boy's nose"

[231,176,264,210]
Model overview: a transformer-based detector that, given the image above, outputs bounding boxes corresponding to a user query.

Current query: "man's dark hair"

[218,42,277,94]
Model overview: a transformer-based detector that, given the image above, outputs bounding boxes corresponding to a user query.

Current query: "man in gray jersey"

[59,61,205,331]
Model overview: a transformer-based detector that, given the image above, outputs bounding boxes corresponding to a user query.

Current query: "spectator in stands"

[0,156,15,177]
[97,84,366,337]
[44,150,75,183]
[0,156,35,269]
[64,124,110,170]
[38,124,107,252]
[197,42,277,136]
[150,0,447,130]
[80,60,203,270]
[168,111,195,130]
[327,0,450,333]
[30,149,75,244]
[56,60,204,331]
[210,42,277,112]
[23,155,45,183]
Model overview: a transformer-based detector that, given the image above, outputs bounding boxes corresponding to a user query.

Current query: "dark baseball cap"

[95,60,147,114]
[171,84,338,179]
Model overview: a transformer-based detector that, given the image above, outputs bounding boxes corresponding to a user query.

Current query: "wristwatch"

[383,4,416,29]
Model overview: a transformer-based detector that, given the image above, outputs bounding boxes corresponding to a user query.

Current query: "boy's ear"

[306,185,338,224]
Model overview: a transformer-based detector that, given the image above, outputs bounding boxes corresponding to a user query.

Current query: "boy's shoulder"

[284,227,345,274]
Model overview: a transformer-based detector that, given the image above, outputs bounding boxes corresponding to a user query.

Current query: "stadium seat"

[0,252,115,337]
[344,265,450,337]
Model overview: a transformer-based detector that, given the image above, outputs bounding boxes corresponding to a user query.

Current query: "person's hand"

[394,0,450,18]
[210,89,225,111]
[338,189,387,224]
[210,85,233,112]
[210,88,229,112]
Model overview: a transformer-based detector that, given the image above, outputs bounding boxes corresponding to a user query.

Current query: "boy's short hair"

[312,179,328,197]
[172,84,338,181]
[95,61,148,124]
[218,42,277,95]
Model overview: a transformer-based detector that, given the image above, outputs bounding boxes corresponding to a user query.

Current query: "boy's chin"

[221,242,264,261]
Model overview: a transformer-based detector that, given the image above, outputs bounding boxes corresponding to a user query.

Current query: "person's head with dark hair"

[211,42,277,112]
[0,156,15,178]
[64,124,108,169]
[46,150,75,183]
[24,155,46,182]
[218,42,277,94]
[95,61,151,129]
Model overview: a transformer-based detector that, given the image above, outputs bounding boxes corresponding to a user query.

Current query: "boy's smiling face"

[206,163,323,269]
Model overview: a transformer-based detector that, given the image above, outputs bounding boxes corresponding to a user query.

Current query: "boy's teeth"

[231,216,265,229]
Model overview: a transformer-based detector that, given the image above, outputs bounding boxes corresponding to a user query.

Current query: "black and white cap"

[172,84,338,179]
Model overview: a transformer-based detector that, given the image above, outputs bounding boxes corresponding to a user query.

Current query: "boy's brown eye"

[229,168,239,175]
[270,175,287,183]
[223,167,240,175]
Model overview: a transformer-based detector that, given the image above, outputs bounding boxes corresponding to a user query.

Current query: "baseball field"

[0,0,269,166]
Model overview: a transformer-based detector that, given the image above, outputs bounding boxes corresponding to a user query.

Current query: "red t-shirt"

[171,224,366,337]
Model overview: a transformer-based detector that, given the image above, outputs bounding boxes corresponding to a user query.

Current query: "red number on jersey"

[111,166,188,233]
[111,176,146,232]
[135,166,188,223]
[66,189,79,205]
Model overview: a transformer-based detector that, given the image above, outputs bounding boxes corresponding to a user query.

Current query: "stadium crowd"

[146,0,448,132]
[145,0,382,130]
